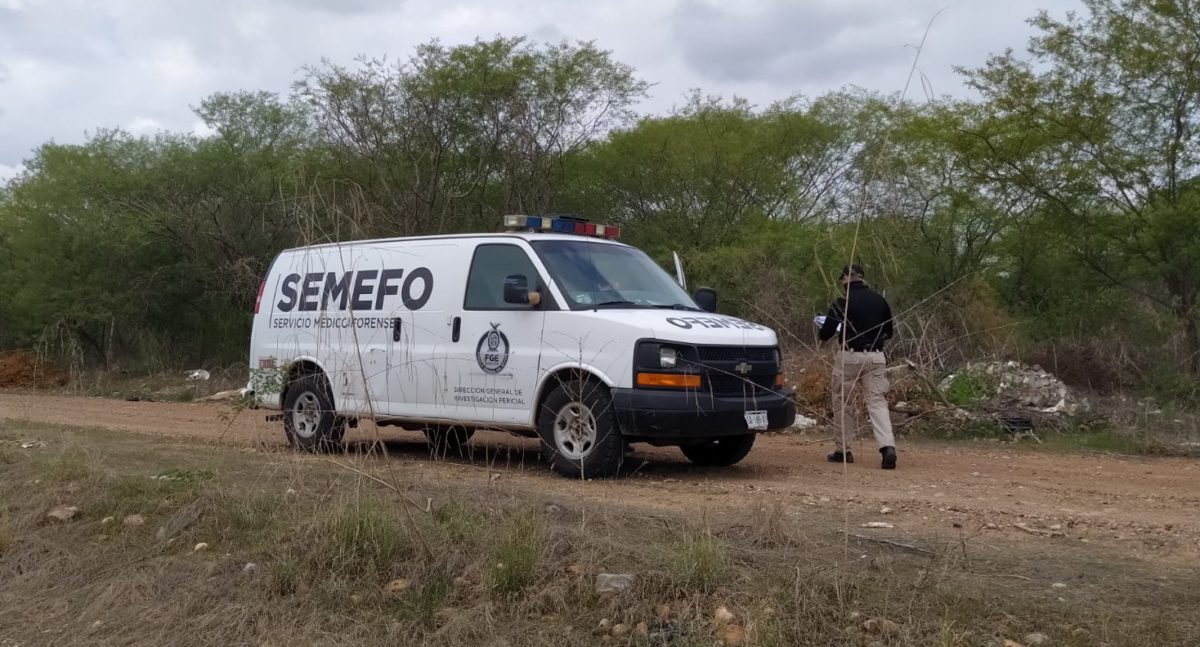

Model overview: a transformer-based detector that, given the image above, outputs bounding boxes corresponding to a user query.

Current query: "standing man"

[817,264,897,469]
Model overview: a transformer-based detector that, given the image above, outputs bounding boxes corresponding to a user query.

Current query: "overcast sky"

[0,0,1081,182]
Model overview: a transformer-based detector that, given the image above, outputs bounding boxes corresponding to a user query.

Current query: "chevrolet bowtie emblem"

[734,362,753,375]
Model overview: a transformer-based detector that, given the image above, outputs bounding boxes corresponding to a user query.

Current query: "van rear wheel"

[680,434,755,467]
[539,379,624,478]
[283,373,344,453]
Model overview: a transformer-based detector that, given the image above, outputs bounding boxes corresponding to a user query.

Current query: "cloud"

[670,0,917,84]
[667,0,1081,102]
[0,162,26,184]
[277,0,401,13]
[0,0,1083,171]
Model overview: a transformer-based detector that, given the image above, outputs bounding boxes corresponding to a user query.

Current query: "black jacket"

[818,282,894,352]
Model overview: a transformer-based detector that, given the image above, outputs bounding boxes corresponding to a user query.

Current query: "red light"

[604,225,621,239]
[574,221,588,234]
[254,280,266,314]
[584,223,597,235]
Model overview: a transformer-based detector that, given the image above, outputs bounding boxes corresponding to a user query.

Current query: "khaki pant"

[831,351,895,453]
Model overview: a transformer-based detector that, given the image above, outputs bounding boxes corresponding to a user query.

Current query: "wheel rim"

[291,391,321,439]
[553,401,597,460]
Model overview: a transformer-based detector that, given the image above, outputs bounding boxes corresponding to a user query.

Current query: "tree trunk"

[1184,311,1200,377]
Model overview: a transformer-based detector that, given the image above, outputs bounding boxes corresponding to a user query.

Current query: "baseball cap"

[840,264,865,279]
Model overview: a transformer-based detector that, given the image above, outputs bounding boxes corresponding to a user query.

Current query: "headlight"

[659,347,678,368]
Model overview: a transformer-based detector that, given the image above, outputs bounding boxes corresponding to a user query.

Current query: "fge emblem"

[475,322,510,374]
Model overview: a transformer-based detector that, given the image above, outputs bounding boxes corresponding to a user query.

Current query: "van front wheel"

[680,434,755,467]
[283,373,344,453]
[539,380,624,478]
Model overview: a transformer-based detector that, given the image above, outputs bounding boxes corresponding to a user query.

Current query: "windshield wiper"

[592,300,643,309]
[649,304,701,311]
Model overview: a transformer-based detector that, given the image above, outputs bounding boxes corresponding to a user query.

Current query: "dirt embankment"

[1,391,1199,566]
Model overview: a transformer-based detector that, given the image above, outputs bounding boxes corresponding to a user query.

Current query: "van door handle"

[392,317,402,342]
[451,316,461,342]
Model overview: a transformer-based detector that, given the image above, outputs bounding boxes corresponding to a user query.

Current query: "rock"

[598,618,612,631]
[46,505,80,523]
[243,562,258,574]
[193,542,210,553]
[286,488,297,496]
[1023,632,1050,646]
[453,576,470,587]
[848,611,862,621]
[714,605,736,625]
[721,623,745,646]
[566,563,585,575]
[611,623,630,637]
[543,503,562,514]
[635,621,649,636]
[862,618,900,636]
[123,514,146,527]
[1051,582,1068,590]
[489,473,501,482]
[186,369,211,381]
[939,361,1085,415]
[1003,640,1026,647]
[595,573,635,594]
[655,603,672,621]
[349,594,364,606]
[100,516,115,525]
[879,506,892,515]
[384,578,411,595]
[791,414,818,430]
[861,522,894,529]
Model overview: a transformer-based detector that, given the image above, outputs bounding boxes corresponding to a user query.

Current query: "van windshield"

[531,240,700,310]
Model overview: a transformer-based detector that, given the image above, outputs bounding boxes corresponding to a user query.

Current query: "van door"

[448,242,547,427]
[362,242,456,420]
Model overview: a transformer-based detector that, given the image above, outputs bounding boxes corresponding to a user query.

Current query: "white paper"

[814,315,841,332]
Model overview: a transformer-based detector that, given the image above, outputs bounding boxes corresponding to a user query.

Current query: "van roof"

[283,232,630,254]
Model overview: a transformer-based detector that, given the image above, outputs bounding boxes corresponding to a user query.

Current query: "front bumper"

[612,387,797,442]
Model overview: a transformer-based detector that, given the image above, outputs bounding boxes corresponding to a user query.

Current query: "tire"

[283,372,344,453]
[538,379,625,478]
[424,425,475,458]
[680,434,756,467]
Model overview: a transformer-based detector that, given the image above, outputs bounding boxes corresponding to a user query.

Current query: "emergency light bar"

[503,214,620,239]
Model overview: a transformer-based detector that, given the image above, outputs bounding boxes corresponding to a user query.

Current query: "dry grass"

[0,421,1196,646]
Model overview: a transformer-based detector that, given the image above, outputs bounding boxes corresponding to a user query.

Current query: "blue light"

[550,218,575,233]
[526,216,542,229]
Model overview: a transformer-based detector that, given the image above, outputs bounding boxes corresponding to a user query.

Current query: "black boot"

[827,451,854,464]
[880,446,897,470]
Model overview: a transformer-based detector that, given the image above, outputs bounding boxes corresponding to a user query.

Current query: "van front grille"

[696,346,776,363]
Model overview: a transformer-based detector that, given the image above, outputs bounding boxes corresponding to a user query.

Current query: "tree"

[294,37,646,235]
[962,0,1200,374]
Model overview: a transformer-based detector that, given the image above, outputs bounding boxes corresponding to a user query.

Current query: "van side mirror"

[693,287,717,313]
[503,275,533,305]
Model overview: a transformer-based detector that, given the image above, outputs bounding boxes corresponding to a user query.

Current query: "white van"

[247,215,796,477]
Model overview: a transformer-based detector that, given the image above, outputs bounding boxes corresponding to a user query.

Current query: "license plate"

[744,410,768,431]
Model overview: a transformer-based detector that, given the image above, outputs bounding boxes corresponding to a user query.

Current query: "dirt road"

[3,391,1199,565]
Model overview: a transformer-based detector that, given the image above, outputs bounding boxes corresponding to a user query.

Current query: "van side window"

[464,244,541,310]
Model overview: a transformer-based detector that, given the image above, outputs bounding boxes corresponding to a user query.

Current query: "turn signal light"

[775,372,785,387]
[637,372,701,388]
